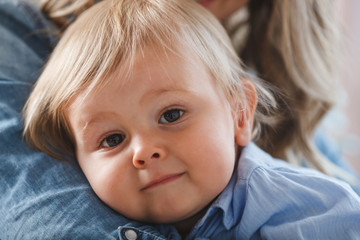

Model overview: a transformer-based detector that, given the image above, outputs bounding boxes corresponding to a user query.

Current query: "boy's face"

[67,46,246,223]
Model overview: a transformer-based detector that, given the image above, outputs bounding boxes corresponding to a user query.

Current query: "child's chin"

[131,209,195,225]
[141,212,189,224]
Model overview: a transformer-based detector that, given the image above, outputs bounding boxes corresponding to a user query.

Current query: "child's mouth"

[141,173,185,191]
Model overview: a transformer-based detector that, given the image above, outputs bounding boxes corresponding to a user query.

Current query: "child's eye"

[100,134,125,148]
[159,109,184,124]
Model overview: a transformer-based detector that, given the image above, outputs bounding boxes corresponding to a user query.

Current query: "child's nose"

[131,135,166,169]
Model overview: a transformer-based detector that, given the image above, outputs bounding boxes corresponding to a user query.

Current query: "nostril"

[152,153,160,158]
[137,160,145,165]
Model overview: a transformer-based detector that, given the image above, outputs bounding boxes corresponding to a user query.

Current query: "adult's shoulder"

[0,0,57,86]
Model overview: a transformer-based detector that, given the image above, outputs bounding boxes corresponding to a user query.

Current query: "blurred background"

[339,0,360,173]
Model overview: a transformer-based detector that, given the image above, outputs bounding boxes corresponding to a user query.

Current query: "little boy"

[23,0,360,239]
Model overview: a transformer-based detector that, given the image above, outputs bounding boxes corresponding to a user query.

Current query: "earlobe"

[234,80,257,147]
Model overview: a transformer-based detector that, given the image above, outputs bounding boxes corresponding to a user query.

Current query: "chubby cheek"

[77,152,140,215]
[181,116,236,194]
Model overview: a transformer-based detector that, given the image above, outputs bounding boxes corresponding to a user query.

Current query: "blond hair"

[35,0,95,30]
[23,0,277,160]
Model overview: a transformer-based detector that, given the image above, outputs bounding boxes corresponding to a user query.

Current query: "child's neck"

[172,205,209,238]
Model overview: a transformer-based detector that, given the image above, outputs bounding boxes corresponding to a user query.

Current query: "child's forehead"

[133,43,200,68]
[71,43,218,103]
[109,43,210,86]
[149,45,208,75]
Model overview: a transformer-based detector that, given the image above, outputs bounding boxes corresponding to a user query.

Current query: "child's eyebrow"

[78,112,119,138]
[139,87,192,105]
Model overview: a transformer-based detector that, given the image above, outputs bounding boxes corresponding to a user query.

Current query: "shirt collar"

[189,144,256,237]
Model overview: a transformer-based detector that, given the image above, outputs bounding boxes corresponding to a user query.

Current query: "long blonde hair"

[224,0,348,177]
[24,0,277,161]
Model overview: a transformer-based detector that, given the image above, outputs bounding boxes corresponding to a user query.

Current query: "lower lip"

[142,173,184,191]
[197,0,214,8]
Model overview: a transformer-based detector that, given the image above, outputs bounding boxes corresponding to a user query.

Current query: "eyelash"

[99,133,125,149]
[158,108,185,124]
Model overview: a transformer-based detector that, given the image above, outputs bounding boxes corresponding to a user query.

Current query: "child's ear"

[234,80,257,147]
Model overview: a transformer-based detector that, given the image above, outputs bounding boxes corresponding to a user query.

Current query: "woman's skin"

[195,0,249,20]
